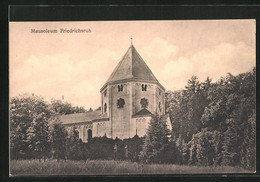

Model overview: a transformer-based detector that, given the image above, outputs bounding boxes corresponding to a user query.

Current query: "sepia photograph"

[9,20,256,175]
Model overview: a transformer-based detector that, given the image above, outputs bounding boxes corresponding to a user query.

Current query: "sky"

[9,20,256,109]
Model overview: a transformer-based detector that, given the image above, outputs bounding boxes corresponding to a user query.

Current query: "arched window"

[159,102,162,112]
[118,85,123,92]
[87,129,92,140]
[104,103,107,113]
[142,84,147,91]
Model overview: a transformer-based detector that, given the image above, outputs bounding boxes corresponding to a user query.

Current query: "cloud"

[159,41,255,91]
[140,37,179,77]
[10,38,255,109]
[10,48,120,109]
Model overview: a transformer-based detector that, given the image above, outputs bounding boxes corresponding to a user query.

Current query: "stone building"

[59,43,172,142]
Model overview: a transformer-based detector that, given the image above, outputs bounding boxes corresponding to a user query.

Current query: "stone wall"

[101,87,109,116]
[64,123,93,143]
[155,86,165,115]
[92,121,111,138]
[98,81,166,140]
[82,124,92,142]
[130,116,151,137]
[133,82,156,114]
[110,82,131,139]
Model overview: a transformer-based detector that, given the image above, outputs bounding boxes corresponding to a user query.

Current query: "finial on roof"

[131,35,133,46]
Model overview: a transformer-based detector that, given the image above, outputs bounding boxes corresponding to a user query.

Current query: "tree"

[10,93,90,161]
[139,114,170,163]
[95,106,101,111]
[74,106,87,113]
[50,99,86,114]
[88,107,93,112]
[121,135,145,162]
[165,90,182,137]
[66,127,84,160]
[49,118,68,161]
[26,112,51,161]
[164,68,255,168]
[10,94,52,159]
[188,128,221,166]
[179,139,190,165]
[160,138,182,164]
[167,76,209,142]
[87,136,116,160]
[10,124,27,160]
[201,69,256,168]
[241,110,256,169]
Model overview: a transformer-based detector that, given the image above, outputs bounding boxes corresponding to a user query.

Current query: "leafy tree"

[10,94,90,161]
[201,69,256,168]
[240,110,256,169]
[74,106,87,113]
[10,124,27,160]
[95,106,101,111]
[86,136,115,160]
[122,135,144,162]
[10,94,52,159]
[165,68,255,169]
[139,114,170,163]
[88,107,93,112]
[179,139,190,165]
[165,90,182,137]
[26,112,51,161]
[188,128,221,166]
[159,138,182,164]
[50,99,86,114]
[65,127,84,160]
[49,118,68,161]
[167,76,210,142]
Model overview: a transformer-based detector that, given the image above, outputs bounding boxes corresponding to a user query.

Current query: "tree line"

[161,67,255,169]
[9,95,93,160]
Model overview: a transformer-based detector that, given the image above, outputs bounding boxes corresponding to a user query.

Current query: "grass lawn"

[10,159,253,176]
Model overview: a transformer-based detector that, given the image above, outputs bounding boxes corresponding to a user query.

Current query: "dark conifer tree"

[139,114,170,163]
[50,119,68,161]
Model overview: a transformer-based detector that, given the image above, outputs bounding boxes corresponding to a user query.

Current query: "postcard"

[9,20,256,175]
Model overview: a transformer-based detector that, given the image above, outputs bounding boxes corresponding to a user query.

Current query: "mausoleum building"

[59,43,172,142]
